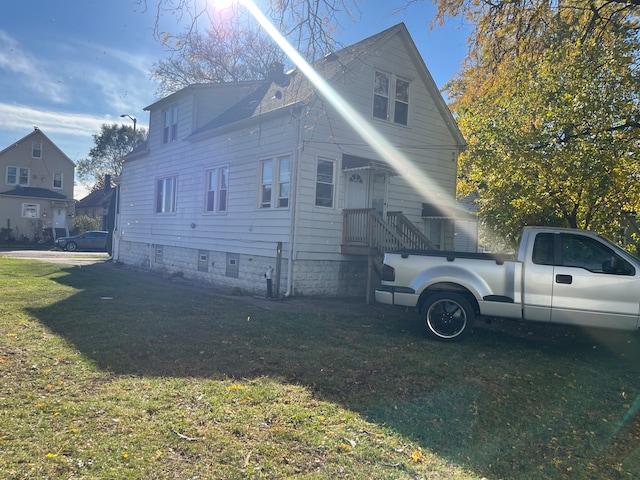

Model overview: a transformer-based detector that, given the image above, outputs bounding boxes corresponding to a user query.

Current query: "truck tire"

[421,292,475,342]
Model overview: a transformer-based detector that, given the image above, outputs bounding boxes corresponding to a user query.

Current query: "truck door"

[551,233,640,330]
[522,232,555,322]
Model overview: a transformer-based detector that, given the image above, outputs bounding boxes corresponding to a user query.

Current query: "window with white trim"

[205,166,228,213]
[373,71,410,126]
[163,105,178,143]
[259,156,290,209]
[315,158,335,208]
[53,172,63,189]
[6,166,29,186]
[32,142,42,158]
[22,203,40,218]
[156,176,177,213]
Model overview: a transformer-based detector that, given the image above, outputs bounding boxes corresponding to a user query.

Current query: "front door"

[52,207,68,240]
[346,171,369,209]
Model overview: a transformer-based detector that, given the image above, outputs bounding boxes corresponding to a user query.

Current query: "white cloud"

[0,102,111,138]
[0,30,68,103]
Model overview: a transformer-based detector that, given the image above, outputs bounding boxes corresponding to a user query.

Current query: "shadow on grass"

[29,262,640,478]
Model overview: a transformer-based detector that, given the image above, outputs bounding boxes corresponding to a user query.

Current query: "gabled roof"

[190,23,465,147]
[0,128,75,167]
[0,186,68,200]
[75,187,114,209]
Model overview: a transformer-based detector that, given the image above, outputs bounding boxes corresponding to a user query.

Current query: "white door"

[346,172,368,209]
[52,207,68,239]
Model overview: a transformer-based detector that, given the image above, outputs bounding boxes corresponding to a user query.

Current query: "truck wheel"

[421,292,475,342]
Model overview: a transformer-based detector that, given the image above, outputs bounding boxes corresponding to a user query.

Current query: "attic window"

[373,71,410,126]
[32,142,42,158]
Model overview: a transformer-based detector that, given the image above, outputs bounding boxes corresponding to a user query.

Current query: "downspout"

[285,107,303,297]
[112,184,120,261]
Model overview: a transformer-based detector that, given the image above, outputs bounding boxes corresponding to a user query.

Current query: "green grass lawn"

[1,258,639,479]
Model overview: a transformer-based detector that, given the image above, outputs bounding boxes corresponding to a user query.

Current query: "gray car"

[55,231,108,252]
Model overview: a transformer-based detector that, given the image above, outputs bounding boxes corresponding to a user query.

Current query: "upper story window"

[163,105,178,143]
[205,166,228,213]
[53,172,63,189]
[373,71,410,126]
[7,166,29,186]
[156,176,177,213]
[315,158,335,208]
[259,156,290,209]
[32,142,42,158]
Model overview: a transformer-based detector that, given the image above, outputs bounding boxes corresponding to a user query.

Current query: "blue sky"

[0,0,470,197]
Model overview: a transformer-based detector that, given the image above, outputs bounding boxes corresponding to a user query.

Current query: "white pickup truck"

[375,227,640,341]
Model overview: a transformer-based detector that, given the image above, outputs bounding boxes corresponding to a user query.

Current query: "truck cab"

[521,228,639,330]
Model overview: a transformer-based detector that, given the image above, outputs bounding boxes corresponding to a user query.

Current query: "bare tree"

[137,0,361,70]
[150,13,286,96]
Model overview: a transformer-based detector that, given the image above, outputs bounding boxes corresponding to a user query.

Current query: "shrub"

[72,215,101,235]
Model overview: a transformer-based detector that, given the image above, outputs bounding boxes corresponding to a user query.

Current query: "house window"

[373,71,389,121]
[163,105,178,143]
[394,78,410,125]
[53,172,63,189]
[373,71,410,126]
[277,157,290,208]
[260,160,272,208]
[22,203,40,218]
[315,158,335,208]
[7,166,29,186]
[156,176,177,213]
[205,166,228,213]
[259,156,290,209]
[32,142,42,158]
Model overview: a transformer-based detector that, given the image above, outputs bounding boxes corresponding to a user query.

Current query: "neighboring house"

[114,23,466,298]
[75,175,115,230]
[0,128,74,242]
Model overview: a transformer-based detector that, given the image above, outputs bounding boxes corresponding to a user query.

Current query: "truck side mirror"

[605,255,631,275]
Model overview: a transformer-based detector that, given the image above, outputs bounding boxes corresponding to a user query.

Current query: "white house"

[113,23,466,298]
[0,128,74,243]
